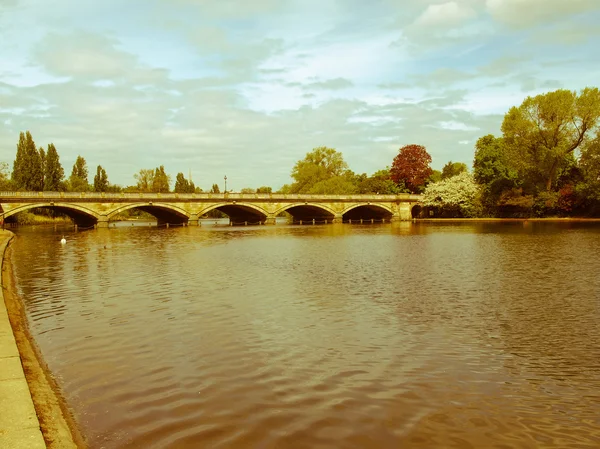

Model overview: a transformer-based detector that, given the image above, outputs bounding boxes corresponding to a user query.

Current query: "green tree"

[11,132,26,189]
[0,162,11,190]
[575,132,600,214]
[174,172,195,193]
[210,183,220,193]
[356,169,402,194]
[441,161,467,180]
[43,143,65,191]
[12,131,43,191]
[69,155,89,191]
[256,186,272,194]
[428,169,442,184]
[93,165,109,192]
[390,144,433,193]
[501,87,600,192]
[473,135,520,213]
[134,169,154,192]
[152,166,170,193]
[422,172,481,217]
[240,187,256,194]
[290,147,351,193]
[307,175,359,194]
[39,147,46,189]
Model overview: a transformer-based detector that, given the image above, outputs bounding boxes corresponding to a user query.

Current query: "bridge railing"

[0,191,422,201]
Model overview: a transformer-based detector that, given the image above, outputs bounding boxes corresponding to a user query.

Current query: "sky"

[1,0,599,191]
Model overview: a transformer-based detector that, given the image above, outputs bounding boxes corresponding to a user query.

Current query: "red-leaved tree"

[390,144,433,193]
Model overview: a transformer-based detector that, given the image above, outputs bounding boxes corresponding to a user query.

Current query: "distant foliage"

[44,143,64,191]
[289,147,357,194]
[12,131,43,191]
[134,169,155,192]
[93,165,109,192]
[152,166,170,193]
[354,169,404,194]
[441,161,467,180]
[390,144,433,193]
[69,155,90,191]
[174,172,196,193]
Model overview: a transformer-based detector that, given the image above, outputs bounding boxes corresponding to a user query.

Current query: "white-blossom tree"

[421,171,481,217]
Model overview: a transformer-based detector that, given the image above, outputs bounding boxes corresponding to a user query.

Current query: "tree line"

[2,86,599,217]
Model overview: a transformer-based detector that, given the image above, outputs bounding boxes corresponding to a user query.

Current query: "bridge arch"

[273,203,337,222]
[198,203,269,224]
[2,203,99,227]
[411,204,424,219]
[341,203,394,221]
[107,203,190,225]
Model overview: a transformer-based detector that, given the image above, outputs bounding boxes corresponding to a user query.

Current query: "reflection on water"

[10,221,600,448]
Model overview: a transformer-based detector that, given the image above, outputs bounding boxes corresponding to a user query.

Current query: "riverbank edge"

[0,230,85,449]
[415,217,600,222]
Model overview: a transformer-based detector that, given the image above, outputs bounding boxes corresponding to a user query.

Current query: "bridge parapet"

[0,191,422,202]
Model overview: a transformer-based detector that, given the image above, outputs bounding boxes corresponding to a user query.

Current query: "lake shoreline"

[0,230,85,448]
[415,217,600,222]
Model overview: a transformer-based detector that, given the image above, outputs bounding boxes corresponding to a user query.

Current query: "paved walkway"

[0,231,46,448]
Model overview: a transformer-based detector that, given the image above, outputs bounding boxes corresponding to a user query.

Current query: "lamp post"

[224,175,227,193]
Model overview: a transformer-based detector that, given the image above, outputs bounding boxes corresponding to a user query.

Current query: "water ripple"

[9,222,600,448]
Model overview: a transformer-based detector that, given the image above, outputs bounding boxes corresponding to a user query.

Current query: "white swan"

[60,236,66,244]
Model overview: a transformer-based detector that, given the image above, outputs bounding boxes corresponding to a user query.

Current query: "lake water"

[9,221,600,448]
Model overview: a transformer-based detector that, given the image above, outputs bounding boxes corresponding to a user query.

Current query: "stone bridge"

[0,191,423,228]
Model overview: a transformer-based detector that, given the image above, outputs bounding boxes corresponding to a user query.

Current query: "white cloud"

[486,0,599,27]
[0,0,598,187]
[414,1,477,27]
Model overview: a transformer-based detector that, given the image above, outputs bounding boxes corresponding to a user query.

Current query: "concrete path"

[0,232,46,448]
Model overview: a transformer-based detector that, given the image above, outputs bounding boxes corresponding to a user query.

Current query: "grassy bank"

[13,212,72,226]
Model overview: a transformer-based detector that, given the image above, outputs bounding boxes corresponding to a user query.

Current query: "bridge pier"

[332,215,343,224]
[264,215,277,225]
[96,215,109,228]
[397,202,412,221]
[188,213,200,226]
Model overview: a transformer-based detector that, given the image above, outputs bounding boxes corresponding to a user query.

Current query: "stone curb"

[0,231,46,448]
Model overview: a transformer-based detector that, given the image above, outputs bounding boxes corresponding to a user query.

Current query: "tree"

[39,147,46,190]
[93,165,109,192]
[240,187,256,194]
[355,169,403,194]
[441,161,467,180]
[473,135,519,213]
[0,162,11,190]
[575,132,600,214]
[174,172,195,193]
[428,169,442,184]
[12,131,43,191]
[289,147,351,193]
[134,169,154,192]
[390,144,433,193]
[210,183,220,193]
[421,172,481,217]
[501,87,600,192]
[256,186,272,194]
[306,175,359,194]
[152,166,170,193]
[43,143,64,191]
[69,155,89,191]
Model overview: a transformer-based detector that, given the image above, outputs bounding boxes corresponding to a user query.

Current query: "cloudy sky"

[1,0,599,190]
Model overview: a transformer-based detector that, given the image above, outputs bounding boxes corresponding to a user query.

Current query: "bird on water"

[60,236,66,244]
